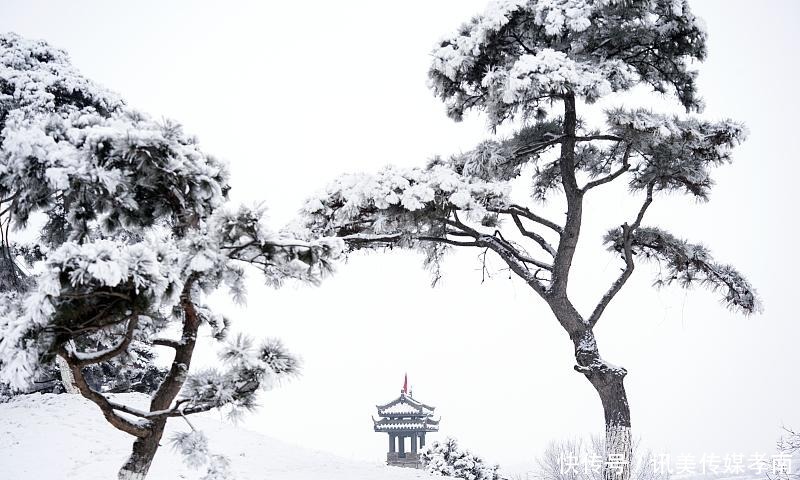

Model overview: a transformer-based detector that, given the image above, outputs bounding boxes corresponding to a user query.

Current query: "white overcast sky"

[2,0,799,475]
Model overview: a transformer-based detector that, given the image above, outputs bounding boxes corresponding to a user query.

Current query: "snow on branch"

[428,0,707,126]
[1,32,228,246]
[0,237,182,388]
[171,430,210,469]
[302,164,511,243]
[422,437,504,480]
[604,226,761,315]
[206,205,344,288]
[300,154,571,289]
[170,429,232,480]
[441,118,564,186]
[176,334,299,420]
[0,33,121,118]
[606,108,747,199]
[0,109,228,232]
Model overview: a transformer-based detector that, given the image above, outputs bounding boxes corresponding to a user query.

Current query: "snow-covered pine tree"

[421,437,505,480]
[0,36,167,399]
[0,33,342,479]
[301,2,760,480]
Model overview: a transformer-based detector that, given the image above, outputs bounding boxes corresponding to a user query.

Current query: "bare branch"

[575,134,624,142]
[107,401,198,420]
[341,233,402,247]
[171,403,217,416]
[58,349,151,438]
[152,338,183,349]
[489,231,553,271]
[477,234,549,297]
[588,183,654,326]
[108,402,152,418]
[447,211,483,238]
[510,212,557,256]
[489,204,563,234]
[445,229,475,237]
[513,251,552,271]
[63,314,138,367]
[418,236,480,247]
[512,135,565,158]
[630,182,654,231]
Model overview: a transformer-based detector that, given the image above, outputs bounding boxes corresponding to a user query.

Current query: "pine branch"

[575,134,625,142]
[603,225,760,315]
[583,144,632,191]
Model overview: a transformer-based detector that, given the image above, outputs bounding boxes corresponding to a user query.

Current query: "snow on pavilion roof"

[373,416,440,433]
[375,392,435,417]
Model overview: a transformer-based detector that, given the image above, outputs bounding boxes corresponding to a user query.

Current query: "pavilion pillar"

[398,435,405,457]
[389,434,396,453]
[420,433,426,449]
[411,433,418,454]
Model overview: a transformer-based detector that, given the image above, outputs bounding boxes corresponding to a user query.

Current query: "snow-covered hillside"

[0,393,441,480]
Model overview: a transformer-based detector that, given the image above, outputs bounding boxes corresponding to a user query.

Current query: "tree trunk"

[118,421,166,480]
[56,353,80,394]
[570,329,632,480]
[590,371,632,480]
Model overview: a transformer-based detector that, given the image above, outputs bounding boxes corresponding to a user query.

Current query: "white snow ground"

[0,393,442,480]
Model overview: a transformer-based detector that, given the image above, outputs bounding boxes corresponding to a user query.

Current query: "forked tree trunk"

[118,421,166,480]
[118,276,200,479]
[550,91,633,480]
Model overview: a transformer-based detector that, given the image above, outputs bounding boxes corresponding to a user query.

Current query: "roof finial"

[402,372,408,395]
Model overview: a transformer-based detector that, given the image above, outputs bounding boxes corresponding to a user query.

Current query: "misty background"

[1,0,798,474]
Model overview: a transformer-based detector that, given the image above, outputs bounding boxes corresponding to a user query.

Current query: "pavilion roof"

[373,416,440,432]
[375,392,435,417]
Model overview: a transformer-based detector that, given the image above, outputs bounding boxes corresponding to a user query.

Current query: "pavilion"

[373,376,439,468]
